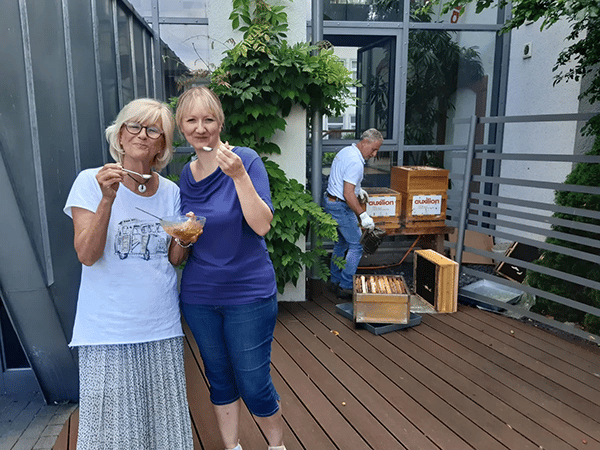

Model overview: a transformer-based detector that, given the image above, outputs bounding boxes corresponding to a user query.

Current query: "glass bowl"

[160,215,206,241]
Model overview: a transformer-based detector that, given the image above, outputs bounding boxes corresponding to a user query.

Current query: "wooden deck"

[54,282,600,449]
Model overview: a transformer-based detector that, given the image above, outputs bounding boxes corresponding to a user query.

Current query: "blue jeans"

[180,295,280,417]
[323,192,363,290]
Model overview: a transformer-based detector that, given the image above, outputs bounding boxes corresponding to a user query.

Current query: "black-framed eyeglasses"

[124,122,163,140]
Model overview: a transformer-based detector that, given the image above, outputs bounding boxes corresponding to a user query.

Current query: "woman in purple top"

[172,86,285,450]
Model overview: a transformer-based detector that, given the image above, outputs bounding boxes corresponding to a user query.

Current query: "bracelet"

[174,238,193,248]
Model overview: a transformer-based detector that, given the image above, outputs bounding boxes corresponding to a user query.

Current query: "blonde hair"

[175,86,225,133]
[105,98,175,171]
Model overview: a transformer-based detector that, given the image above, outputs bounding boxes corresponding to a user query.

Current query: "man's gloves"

[359,212,375,230]
[358,188,369,204]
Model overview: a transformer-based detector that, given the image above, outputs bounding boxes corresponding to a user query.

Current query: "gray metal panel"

[0,150,78,403]
[3,0,56,290]
[54,0,103,341]
[469,192,600,221]
[466,201,600,235]
[472,174,600,195]
[97,0,119,125]
[117,7,134,105]
[132,23,146,97]
[0,0,172,402]
[25,0,83,342]
[67,0,105,170]
[474,152,600,163]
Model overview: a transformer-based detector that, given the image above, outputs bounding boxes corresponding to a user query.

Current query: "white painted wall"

[209,0,308,301]
[498,19,581,242]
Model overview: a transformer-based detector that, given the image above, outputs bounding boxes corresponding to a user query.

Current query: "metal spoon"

[202,146,213,152]
[135,207,163,220]
[123,168,152,179]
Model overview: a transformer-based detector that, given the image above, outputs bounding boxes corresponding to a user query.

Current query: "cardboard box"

[448,229,494,265]
[364,187,401,230]
[353,274,410,324]
[414,249,458,313]
[391,166,449,194]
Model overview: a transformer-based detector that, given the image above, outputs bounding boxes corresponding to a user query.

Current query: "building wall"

[498,19,584,241]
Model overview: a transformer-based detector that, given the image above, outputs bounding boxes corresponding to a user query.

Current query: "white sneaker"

[226,444,242,450]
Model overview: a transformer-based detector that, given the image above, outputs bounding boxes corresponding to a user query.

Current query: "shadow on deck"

[53,281,600,450]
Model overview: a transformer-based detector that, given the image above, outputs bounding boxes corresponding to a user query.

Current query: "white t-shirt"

[327,143,365,199]
[64,168,183,347]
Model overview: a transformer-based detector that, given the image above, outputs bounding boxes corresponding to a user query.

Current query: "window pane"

[357,37,394,140]
[321,36,395,141]
[404,30,497,164]
[159,0,207,18]
[128,0,151,16]
[411,0,500,24]
[321,46,359,140]
[159,24,210,73]
[324,0,403,22]
[128,0,208,19]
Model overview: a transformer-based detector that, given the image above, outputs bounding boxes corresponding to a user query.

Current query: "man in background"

[323,128,383,298]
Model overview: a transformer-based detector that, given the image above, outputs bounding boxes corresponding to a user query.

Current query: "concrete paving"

[0,392,77,450]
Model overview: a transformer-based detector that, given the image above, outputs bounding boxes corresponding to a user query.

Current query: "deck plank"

[276,308,409,450]
[426,311,600,420]
[270,349,338,450]
[301,297,493,450]
[479,307,600,364]
[311,296,532,450]
[454,308,600,396]
[48,281,600,450]
[461,307,600,383]
[385,320,583,450]
[271,337,371,450]
[419,311,600,443]
[280,302,444,450]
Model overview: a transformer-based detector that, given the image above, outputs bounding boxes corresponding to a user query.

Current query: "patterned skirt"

[77,337,194,450]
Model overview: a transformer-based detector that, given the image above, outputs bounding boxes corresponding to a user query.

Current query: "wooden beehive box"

[353,274,410,324]
[363,187,401,230]
[390,166,449,229]
[390,166,449,193]
[495,242,540,283]
[413,249,458,313]
[399,192,448,228]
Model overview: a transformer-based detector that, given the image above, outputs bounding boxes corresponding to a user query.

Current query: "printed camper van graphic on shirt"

[114,218,169,261]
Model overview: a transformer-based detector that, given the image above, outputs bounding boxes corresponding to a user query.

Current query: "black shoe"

[337,287,353,299]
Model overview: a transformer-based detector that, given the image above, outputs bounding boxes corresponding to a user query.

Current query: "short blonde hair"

[105,98,175,171]
[175,86,225,133]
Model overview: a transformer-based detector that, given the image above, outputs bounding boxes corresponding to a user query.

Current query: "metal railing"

[448,112,600,343]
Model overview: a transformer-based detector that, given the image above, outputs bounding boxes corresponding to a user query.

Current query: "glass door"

[356,37,395,140]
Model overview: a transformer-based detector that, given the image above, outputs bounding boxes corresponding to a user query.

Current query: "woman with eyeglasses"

[63,98,194,449]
